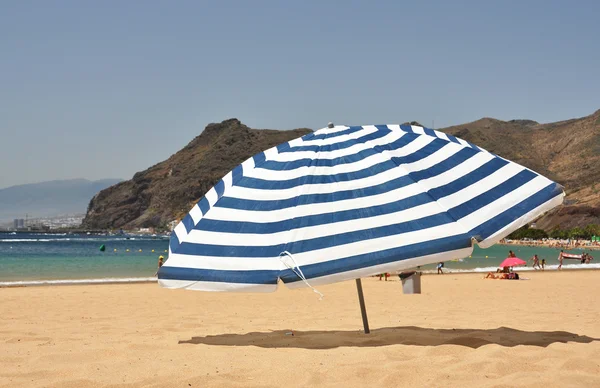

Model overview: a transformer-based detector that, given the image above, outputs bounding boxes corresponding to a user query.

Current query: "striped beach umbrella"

[158,123,564,329]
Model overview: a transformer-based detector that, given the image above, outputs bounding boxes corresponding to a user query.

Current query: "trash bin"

[399,271,421,294]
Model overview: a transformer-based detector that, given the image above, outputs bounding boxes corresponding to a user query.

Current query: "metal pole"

[355,278,370,334]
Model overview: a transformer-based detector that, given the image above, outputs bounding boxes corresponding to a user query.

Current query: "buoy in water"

[139,249,142,252]
[99,244,106,252]
[485,255,488,258]
[126,249,130,252]
[152,249,155,253]
[114,248,117,252]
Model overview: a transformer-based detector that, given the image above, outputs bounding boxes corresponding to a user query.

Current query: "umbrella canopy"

[158,124,564,292]
[499,257,527,268]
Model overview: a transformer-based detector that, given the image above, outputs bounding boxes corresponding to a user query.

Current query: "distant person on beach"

[437,262,444,274]
[541,258,546,270]
[558,250,564,270]
[531,254,541,270]
[155,255,164,276]
[508,250,516,258]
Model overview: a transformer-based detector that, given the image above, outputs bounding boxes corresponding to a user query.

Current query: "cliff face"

[84,110,600,230]
[440,109,600,229]
[82,119,311,229]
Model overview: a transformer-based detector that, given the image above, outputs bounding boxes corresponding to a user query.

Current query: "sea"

[0,232,598,286]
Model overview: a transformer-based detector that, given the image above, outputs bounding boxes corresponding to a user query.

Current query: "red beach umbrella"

[499,257,527,268]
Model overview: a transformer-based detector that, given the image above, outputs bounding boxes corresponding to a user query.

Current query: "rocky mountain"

[440,109,600,229]
[0,179,122,221]
[82,120,311,229]
[83,110,600,230]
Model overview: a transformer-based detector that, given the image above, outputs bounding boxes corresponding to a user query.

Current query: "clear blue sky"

[1,0,599,188]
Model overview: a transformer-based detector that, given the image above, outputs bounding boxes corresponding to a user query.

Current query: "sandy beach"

[1,271,599,388]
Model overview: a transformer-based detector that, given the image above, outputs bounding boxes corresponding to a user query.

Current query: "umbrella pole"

[355,278,370,334]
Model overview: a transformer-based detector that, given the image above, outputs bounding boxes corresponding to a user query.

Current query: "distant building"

[13,219,25,229]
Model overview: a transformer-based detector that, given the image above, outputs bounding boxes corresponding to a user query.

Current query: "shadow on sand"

[179,326,599,349]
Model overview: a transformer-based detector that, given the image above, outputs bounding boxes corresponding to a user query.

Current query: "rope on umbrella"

[279,251,324,300]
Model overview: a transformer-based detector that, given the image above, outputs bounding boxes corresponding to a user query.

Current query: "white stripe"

[244,134,436,181]
[189,201,444,247]
[166,223,466,271]
[459,176,554,231]
[299,125,377,146]
[228,150,493,202]
[265,129,406,162]
[434,130,450,142]
[205,188,218,208]
[241,157,255,173]
[437,162,525,208]
[411,126,425,135]
[400,142,464,174]
[418,152,494,190]
[263,146,278,160]
[189,205,202,225]
[206,180,424,223]
[216,150,496,218]
[159,279,277,292]
[312,125,350,136]
[222,171,233,190]
[457,138,470,147]
[478,192,564,248]
[285,247,474,288]
[174,222,188,243]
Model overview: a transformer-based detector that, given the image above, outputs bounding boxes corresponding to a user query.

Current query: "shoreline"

[2,264,600,288]
[498,241,600,251]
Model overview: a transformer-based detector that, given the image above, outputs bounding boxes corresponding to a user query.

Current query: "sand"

[1,271,599,387]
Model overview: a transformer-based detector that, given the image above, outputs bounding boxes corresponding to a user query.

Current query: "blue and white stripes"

[158,124,564,292]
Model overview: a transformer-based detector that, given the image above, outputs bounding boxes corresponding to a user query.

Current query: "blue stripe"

[280,233,470,282]
[195,192,433,235]
[467,142,481,152]
[391,138,446,165]
[182,214,194,233]
[236,160,396,190]
[217,174,416,211]
[423,127,437,137]
[276,142,291,153]
[448,169,537,220]
[198,197,210,215]
[169,233,180,253]
[280,127,392,153]
[400,124,413,133]
[471,183,563,241]
[235,138,449,191]
[445,134,461,144]
[253,152,266,166]
[232,165,243,182]
[179,212,453,257]
[214,180,225,198]
[259,130,411,170]
[159,233,471,285]
[158,266,279,285]
[428,158,509,200]
[216,147,478,212]
[409,147,478,182]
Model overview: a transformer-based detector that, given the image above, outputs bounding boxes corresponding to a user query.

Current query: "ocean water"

[0,232,598,286]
